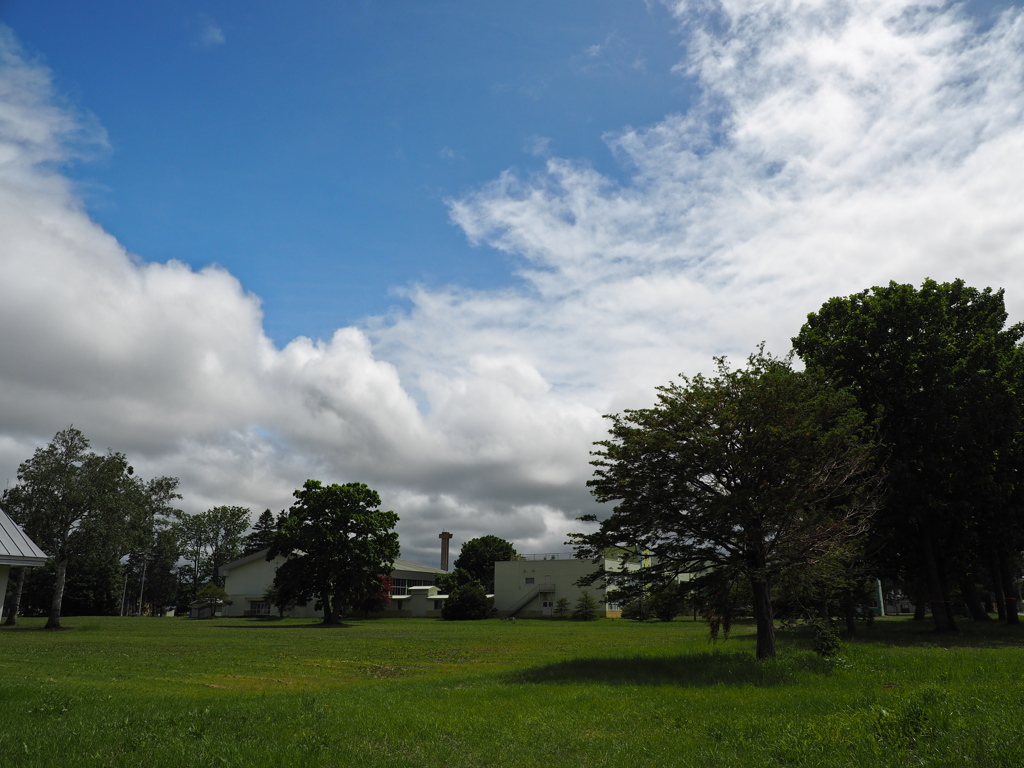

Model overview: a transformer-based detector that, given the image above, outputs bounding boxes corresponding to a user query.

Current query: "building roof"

[0,508,48,567]
[392,558,446,575]
[219,549,447,578]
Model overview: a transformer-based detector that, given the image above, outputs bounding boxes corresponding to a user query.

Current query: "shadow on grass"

[214,621,357,630]
[833,618,1024,650]
[511,650,807,688]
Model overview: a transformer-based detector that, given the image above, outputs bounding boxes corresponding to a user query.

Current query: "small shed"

[0,507,48,621]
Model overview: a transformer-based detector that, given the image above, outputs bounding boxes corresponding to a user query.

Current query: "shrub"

[572,590,600,621]
[441,582,492,620]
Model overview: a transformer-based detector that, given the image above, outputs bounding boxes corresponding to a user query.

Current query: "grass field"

[1,615,1023,767]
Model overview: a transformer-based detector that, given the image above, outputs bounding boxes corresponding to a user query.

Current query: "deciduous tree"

[572,349,879,659]
[454,535,516,593]
[793,279,1024,630]
[1,428,151,629]
[269,480,399,625]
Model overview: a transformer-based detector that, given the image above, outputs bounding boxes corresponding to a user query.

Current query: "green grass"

[1,615,1023,767]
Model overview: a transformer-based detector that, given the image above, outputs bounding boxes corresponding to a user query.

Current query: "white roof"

[219,549,445,577]
[0,508,48,567]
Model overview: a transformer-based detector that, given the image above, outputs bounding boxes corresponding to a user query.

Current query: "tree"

[572,590,600,621]
[553,597,571,618]
[441,581,492,620]
[174,505,249,599]
[195,581,232,611]
[572,349,879,659]
[434,567,478,595]
[1,428,151,629]
[204,506,249,586]
[269,480,399,625]
[243,509,278,555]
[453,536,516,593]
[175,512,210,601]
[793,279,1024,630]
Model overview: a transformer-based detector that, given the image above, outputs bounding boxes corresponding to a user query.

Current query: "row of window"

[389,578,435,596]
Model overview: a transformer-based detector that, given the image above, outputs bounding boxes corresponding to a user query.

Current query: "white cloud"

[3,0,1024,565]
[197,16,226,48]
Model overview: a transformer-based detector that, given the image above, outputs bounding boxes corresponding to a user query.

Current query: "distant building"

[216,549,446,619]
[492,552,647,618]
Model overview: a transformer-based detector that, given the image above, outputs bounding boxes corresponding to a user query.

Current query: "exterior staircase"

[506,581,555,617]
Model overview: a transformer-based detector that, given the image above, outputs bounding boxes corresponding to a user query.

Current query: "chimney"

[439,531,453,571]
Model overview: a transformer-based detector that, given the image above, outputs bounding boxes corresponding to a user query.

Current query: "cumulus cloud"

[3,0,1024,565]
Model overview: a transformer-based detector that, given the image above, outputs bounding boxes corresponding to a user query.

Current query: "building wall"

[220,553,445,620]
[493,558,621,618]
[221,554,320,619]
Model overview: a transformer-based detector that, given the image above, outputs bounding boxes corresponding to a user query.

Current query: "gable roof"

[0,508,48,567]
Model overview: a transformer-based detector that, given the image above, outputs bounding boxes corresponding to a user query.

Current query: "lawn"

[1,615,1022,767]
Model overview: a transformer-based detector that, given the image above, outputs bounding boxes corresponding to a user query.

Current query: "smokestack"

[439,531,453,571]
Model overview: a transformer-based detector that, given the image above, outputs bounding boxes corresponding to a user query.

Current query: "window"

[249,601,271,616]
[525,577,535,585]
[434,600,444,610]
[541,601,554,609]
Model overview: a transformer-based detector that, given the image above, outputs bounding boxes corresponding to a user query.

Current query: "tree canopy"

[453,535,516,593]
[269,480,399,625]
[793,278,1024,630]
[1,427,178,628]
[572,349,880,659]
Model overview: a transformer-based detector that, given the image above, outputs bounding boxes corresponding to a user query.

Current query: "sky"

[1,0,1023,567]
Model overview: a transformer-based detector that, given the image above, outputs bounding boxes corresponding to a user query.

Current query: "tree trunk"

[752,580,776,660]
[912,577,928,621]
[321,593,339,625]
[996,550,1020,625]
[843,598,857,636]
[45,559,67,629]
[923,533,957,631]
[983,592,996,615]
[958,574,991,621]
[3,567,25,626]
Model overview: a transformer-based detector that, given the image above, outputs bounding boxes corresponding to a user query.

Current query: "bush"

[441,582,492,620]
[620,600,650,621]
[649,586,683,622]
[554,597,571,618]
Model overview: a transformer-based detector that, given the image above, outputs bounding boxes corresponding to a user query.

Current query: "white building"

[217,549,446,619]
[492,553,639,618]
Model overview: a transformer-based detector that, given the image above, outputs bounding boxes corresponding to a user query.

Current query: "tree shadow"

[836,619,1024,650]
[214,621,357,630]
[0,625,71,632]
[510,650,802,688]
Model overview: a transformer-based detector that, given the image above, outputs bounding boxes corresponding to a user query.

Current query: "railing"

[505,582,556,617]
[505,552,575,561]
[506,586,539,616]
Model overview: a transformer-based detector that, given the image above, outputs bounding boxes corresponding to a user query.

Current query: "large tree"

[454,535,516,594]
[269,480,399,625]
[174,505,250,598]
[793,279,1024,630]
[1,428,154,628]
[572,349,879,659]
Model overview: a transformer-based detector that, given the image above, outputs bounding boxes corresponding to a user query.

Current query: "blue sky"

[4,0,694,344]
[1,0,1023,565]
